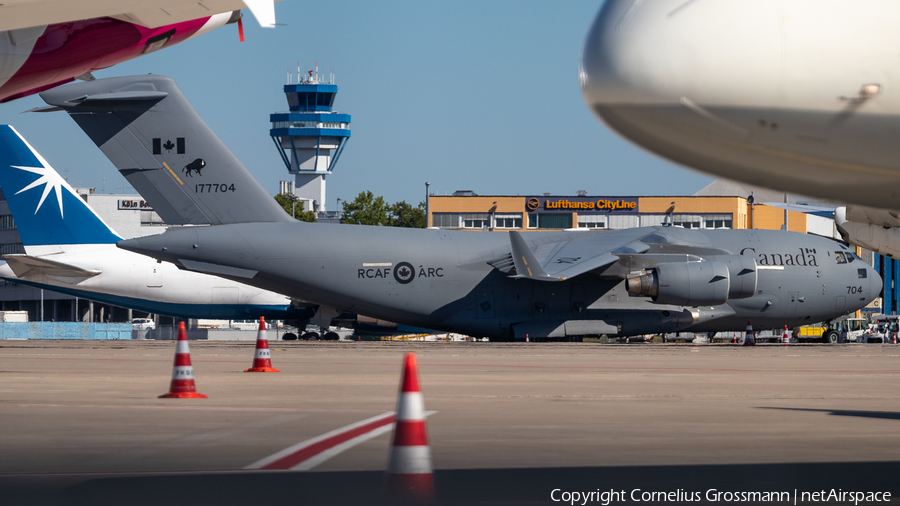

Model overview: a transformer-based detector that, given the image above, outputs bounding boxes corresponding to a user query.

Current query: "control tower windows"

[289,92,336,110]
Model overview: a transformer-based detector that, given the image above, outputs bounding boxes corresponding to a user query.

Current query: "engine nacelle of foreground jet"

[626,261,731,306]
[834,207,900,258]
[711,255,758,299]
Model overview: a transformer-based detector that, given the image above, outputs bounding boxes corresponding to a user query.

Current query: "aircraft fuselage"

[120,224,879,340]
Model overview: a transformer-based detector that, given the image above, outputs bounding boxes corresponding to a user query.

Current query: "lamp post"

[288,194,300,219]
[425,182,430,227]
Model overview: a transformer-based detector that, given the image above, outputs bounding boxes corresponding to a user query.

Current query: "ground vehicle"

[822,318,870,344]
[131,318,156,331]
[868,316,899,343]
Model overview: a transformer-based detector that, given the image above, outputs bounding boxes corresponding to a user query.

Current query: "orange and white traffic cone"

[742,319,755,346]
[384,353,435,503]
[782,325,790,347]
[245,316,280,372]
[159,322,208,399]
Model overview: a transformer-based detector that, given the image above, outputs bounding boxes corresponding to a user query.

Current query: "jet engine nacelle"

[711,255,757,299]
[626,261,730,306]
[835,207,900,258]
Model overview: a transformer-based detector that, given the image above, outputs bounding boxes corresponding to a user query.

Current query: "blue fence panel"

[0,322,133,340]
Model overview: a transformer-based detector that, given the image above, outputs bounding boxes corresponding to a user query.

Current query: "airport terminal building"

[426,181,834,235]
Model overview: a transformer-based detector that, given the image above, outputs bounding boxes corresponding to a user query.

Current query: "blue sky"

[0,0,713,209]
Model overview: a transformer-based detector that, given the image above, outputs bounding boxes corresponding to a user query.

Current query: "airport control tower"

[270,64,350,214]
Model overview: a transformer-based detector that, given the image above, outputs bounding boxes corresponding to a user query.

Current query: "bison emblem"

[182,158,206,177]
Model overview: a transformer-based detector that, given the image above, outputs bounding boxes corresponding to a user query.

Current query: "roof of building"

[692,179,795,204]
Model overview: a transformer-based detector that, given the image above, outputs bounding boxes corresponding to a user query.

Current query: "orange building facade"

[428,193,809,233]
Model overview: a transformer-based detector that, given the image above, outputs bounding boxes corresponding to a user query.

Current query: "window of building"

[703,213,733,229]
[577,215,606,228]
[527,213,572,229]
[140,210,165,226]
[607,215,640,230]
[463,213,491,229]
[432,213,459,229]
[639,215,667,227]
[0,214,15,230]
[0,243,24,255]
[493,213,522,229]
[672,214,702,229]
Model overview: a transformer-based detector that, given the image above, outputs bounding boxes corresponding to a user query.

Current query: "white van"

[131,318,156,330]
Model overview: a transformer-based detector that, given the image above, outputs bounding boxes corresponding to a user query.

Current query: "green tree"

[340,190,391,226]
[274,193,317,222]
[390,200,426,228]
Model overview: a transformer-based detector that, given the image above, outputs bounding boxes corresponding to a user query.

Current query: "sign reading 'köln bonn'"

[525,196,638,213]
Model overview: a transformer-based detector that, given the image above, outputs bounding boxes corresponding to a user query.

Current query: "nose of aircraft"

[579,0,782,114]
[867,261,883,305]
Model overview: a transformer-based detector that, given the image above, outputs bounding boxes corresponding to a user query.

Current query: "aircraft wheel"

[282,332,298,341]
[323,332,340,340]
[823,331,840,344]
[303,332,320,341]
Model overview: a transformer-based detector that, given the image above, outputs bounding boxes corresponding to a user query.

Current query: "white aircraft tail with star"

[0,125,121,253]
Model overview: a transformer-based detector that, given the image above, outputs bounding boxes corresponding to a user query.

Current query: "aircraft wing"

[506,228,652,281]
[0,0,281,32]
[765,202,900,229]
[763,202,835,219]
[2,254,101,279]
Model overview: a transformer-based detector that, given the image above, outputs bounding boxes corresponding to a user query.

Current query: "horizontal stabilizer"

[3,254,100,278]
[763,202,835,219]
[67,91,169,103]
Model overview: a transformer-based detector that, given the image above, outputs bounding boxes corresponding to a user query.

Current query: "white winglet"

[242,0,276,28]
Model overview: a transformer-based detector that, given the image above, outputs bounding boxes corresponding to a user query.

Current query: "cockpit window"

[834,251,847,264]
[859,268,867,278]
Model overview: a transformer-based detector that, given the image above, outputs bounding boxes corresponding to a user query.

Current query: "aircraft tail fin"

[40,75,292,226]
[0,125,122,247]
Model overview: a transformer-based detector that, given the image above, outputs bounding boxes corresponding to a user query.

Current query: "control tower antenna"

[270,62,350,215]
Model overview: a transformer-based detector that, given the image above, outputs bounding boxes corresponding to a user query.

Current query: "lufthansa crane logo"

[393,262,415,284]
[526,198,540,211]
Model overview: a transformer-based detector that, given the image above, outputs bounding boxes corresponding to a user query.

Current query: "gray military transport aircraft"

[40,75,880,341]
